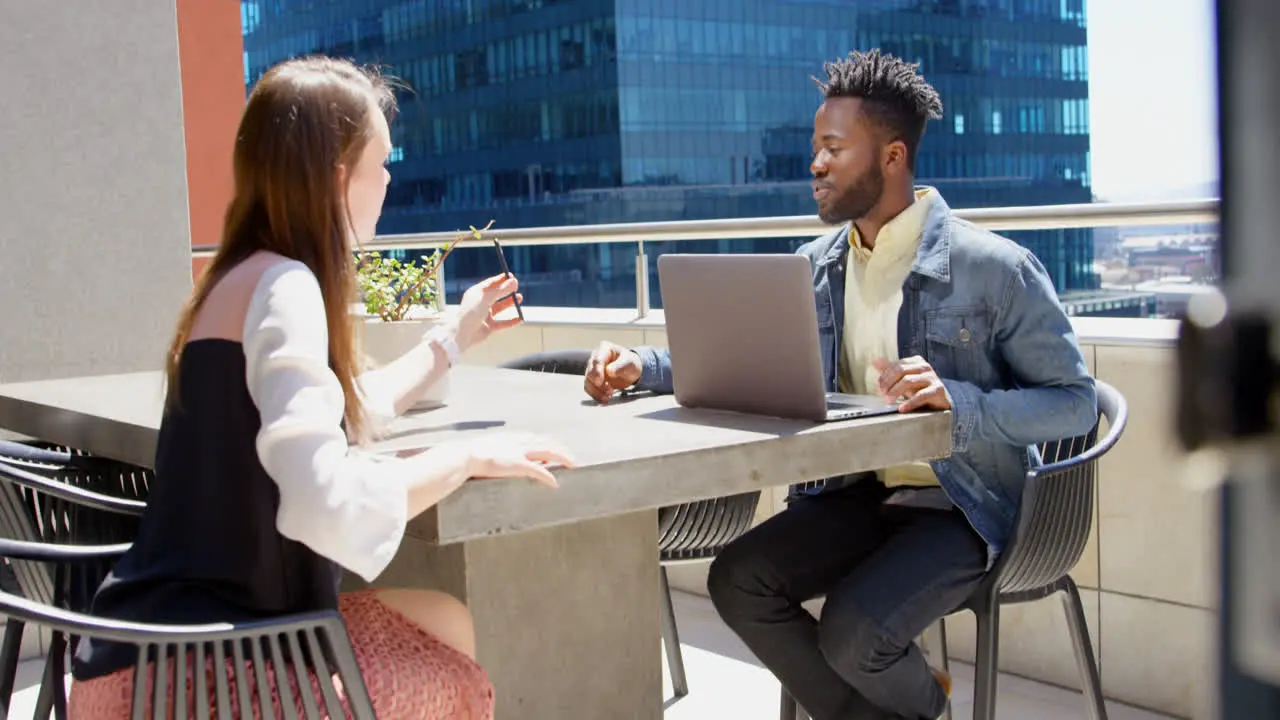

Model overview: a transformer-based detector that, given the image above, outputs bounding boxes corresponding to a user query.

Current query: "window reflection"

[245,0,1101,301]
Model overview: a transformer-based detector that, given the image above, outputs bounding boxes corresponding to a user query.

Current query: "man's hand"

[872,356,952,413]
[584,341,642,404]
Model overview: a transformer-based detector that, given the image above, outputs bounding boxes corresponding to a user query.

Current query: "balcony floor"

[8,590,1178,719]
[661,590,1176,720]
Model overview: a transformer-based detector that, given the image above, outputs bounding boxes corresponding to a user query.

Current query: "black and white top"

[75,260,413,680]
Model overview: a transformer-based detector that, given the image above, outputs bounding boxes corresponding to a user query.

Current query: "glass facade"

[242,0,1097,305]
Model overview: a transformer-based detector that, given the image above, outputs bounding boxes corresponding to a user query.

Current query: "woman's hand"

[440,432,576,488]
[453,274,522,352]
[401,433,575,518]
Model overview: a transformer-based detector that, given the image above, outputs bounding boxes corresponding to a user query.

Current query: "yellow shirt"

[839,188,940,489]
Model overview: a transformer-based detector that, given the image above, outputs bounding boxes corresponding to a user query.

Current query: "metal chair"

[0,440,151,608]
[0,451,149,720]
[0,441,152,500]
[656,489,759,699]
[0,536,373,719]
[499,349,762,699]
[781,380,1127,720]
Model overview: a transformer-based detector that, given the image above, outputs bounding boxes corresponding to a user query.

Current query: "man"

[583,50,1096,720]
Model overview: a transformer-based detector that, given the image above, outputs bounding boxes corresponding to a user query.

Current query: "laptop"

[656,253,901,423]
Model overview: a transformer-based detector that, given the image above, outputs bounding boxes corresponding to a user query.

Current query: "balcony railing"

[192,198,1220,317]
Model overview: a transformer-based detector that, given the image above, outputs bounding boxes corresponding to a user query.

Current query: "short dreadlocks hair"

[814,49,943,169]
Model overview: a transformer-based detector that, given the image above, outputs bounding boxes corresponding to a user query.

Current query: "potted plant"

[354,221,494,405]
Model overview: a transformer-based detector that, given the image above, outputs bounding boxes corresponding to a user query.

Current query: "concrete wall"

[461,311,1214,719]
[0,1,194,383]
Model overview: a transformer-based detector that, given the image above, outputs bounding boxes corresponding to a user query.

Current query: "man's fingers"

[589,342,618,374]
[585,345,608,382]
[585,342,628,403]
[875,356,936,395]
[898,392,925,413]
[899,382,945,412]
[886,374,930,401]
[877,366,905,395]
[604,355,639,388]
[583,375,613,404]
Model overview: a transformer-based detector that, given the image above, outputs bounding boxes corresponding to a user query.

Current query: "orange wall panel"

[176,0,244,280]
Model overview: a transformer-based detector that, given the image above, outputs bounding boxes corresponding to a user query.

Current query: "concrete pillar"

[0,1,195,382]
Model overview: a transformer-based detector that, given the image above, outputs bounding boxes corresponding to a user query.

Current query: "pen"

[490,235,525,322]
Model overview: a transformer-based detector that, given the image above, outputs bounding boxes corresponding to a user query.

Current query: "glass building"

[243,0,1117,310]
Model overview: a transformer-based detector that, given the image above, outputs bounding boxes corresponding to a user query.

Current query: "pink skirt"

[68,590,495,719]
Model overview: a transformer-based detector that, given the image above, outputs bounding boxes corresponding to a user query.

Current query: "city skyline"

[239,0,1222,204]
[241,0,1111,308]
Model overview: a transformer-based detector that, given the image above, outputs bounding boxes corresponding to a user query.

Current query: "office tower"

[244,0,1119,309]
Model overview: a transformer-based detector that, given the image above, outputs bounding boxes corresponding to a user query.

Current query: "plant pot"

[358,313,451,409]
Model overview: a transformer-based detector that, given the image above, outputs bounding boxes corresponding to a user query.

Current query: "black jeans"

[707,480,988,720]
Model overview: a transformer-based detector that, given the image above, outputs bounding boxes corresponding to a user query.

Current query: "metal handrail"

[190,198,1219,256]
[190,197,1220,317]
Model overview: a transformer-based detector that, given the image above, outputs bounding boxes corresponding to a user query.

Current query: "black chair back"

[986,380,1128,597]
[0,580,374,720]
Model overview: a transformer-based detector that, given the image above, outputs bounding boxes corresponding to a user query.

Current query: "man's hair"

[814,49,943,168]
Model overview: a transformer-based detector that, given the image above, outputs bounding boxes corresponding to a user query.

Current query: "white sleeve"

[242,261,412,582]
[356,373,399,432]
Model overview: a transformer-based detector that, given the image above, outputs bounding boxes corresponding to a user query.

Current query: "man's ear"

[883,139,909,174]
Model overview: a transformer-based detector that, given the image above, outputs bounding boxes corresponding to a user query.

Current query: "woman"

[68,56,572,719]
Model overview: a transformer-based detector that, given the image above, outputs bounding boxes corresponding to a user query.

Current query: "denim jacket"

[632,190,1097,565]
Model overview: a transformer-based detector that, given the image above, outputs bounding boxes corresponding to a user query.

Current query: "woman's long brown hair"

[165,57,396,441]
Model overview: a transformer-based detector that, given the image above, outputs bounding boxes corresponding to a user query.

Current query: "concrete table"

[0,366,952,718]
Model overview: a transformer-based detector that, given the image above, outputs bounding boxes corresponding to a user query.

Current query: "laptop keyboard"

[825,392,880,408]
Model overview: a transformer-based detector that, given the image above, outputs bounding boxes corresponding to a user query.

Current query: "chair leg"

[0,618,26,720]
[778,686,798,720]
[659,566,689,699]
[920,617,951,669]
[32,654,54,720]
[33,631,66,720]
[50,634,66,720]
[1061,578,1108,720]
[938,617,953,720]
[971,599,1001,720]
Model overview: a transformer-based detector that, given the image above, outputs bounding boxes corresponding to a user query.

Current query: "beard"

[816,163,884,225]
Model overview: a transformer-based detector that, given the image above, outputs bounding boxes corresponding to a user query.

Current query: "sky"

[1087,0,1219,201]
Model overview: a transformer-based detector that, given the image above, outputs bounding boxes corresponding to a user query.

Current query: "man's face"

[810,98,885,225]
